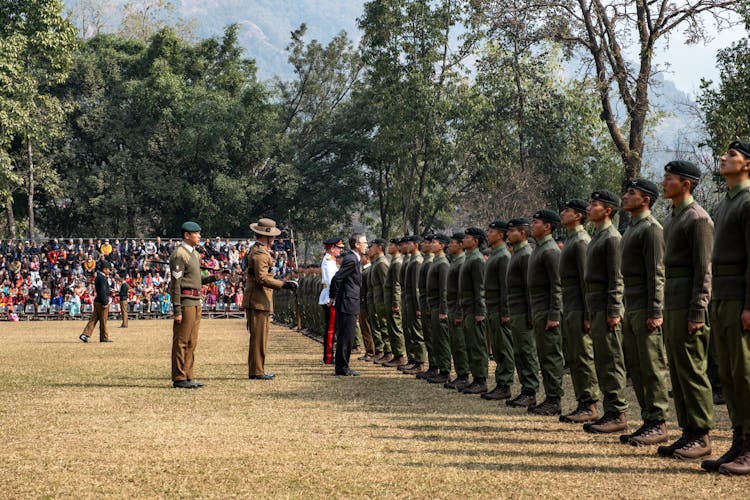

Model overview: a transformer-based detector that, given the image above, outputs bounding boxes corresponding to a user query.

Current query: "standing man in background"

[119,272,129,328]
[79,261,113,343]
[368,238,391,363]
[383,238,408,368]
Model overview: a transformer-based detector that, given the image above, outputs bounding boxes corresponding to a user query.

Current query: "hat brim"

[250,223,281,236]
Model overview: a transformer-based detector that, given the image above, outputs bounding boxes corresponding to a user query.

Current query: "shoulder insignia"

[326,255,334,261]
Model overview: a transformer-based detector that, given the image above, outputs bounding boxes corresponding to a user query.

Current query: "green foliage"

[699,37,750,155]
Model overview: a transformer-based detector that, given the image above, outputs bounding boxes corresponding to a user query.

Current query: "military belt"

[665,267,691,278]
[485,290,500,298]
[586,283,606,292]
[714,264,744,276]
[181,288,200,297]
[623,276,645,286]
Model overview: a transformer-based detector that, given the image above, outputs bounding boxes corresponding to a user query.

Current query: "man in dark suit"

[329,233,368,376]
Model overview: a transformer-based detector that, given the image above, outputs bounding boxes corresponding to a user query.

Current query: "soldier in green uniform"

[527,210,565,415]
[703,141,750,475]
[358,254,375,360]
[559,200,600,423]
[458,228,489,394]
[657,161,714,459]
[505,218,540,408]
[416,238,435,379]
[383,238,408,368]
[425,234,451,384]
[481,220,514,401]
[583,190,628,434]
[169,221,227,389]
[444,232,471,390]
[617,179,670,445]
[402,236,427,374]
[368,238,391,363]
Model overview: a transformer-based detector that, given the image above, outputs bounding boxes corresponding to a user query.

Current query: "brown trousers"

[171,305,200,381]
[83,302,109,341]
[247,309,270,376]
[120,300,128,327]
[359,306,375,356]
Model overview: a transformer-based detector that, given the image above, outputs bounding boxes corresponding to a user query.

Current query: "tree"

[533,0,742,179]
[0,0,78,238]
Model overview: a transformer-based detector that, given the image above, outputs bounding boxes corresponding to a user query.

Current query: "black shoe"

[187,379,204,387]
[657,433,690,457]
[101,339,113,343]
[713,389,726,406]
[528,398,562,416]
[702,428,743,472]
[506,391,536,408]
[173,380,200,389]
[249,373,275,380]
[119,325,128,329]
[79,333,89,343]
[335,369,360,377]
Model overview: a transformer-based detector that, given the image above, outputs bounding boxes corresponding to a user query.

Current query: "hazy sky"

[644,22,746,97]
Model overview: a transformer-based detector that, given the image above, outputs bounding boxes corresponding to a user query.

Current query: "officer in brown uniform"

[657,161,714,459]
[244,218,298,380]
[79,261,113,343]
[170,221,227,389]
[703,141,750,475]
[618,179,670,446]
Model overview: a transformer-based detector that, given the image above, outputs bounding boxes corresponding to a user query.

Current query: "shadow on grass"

[401,460,708,475]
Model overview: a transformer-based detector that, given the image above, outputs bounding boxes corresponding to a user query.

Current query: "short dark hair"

[349,233,365,249]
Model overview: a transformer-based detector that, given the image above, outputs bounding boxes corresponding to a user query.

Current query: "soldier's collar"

[566,225,584,236]
[630,210,650,225]
[671,195,694,216]
[512,240,528,249]
[180,242,195,253]
[535,234,553,246]
[728,179,750,199]
[594,220,612,234]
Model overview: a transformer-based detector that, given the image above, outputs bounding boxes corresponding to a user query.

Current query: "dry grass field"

[0,318,746,498]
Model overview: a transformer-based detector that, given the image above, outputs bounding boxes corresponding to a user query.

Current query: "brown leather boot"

[673,432,711,460]
[427,371,450,384]
[371,351,384,363]
[702,428,743,472]
[403,362,427,375]
[583,412,627,434]
[560,401,598,423]
[719,435,750,475]
[657,433,690,457]
[375,352,394,364]
[626,421,669,446]
[461,377,488,394]
[506,391,536,408]
[398,362,416,372]
[383,355,407,368]
[481,385,511,400]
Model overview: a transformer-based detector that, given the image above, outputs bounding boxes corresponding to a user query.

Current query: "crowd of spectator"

[0,236,297,320]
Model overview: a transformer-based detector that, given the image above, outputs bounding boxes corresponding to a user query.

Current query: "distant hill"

[64,0,365,81]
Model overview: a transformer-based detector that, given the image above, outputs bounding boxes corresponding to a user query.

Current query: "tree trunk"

[26,133,35,240]
[512,39,527,172]
[5,198,16,239]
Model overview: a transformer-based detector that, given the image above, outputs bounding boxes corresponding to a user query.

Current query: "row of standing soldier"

[276,143,750,476]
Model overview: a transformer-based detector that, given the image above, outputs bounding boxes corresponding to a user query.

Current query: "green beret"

[626,178,659,199]
[389,237,401,245]
[424,234,436,241]
[533,209,561,224]
[564,199,588,214]
[729,140,750,159]
[664,160,701,181]
[590,189,620,207]
[488,220,508,231]
[451,232,465,242]
[371,238,388,248]
[507,217,531,228]
[464,227,487,241]
[433,233,450,244]
[181,221,202,233]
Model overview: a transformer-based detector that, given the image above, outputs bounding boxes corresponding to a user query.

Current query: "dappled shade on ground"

[0,320,743,498]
